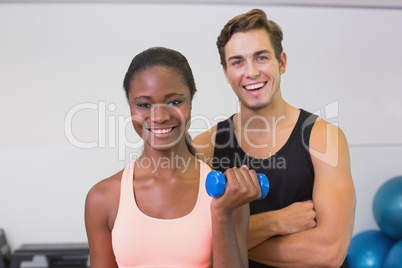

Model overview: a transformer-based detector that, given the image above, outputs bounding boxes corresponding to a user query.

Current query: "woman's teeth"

[150,128,173,134]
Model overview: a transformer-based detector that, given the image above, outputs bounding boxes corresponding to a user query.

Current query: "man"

[193,9,356,268]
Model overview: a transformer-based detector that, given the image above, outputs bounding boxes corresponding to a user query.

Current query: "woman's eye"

[167,100,183,107]
[137,103,151,108]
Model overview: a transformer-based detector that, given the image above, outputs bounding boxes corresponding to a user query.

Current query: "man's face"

[223,28,287,110]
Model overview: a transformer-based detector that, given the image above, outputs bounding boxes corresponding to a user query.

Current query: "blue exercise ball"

[384,239,402,268]
[373,175,402,240]
[347,230,395,268]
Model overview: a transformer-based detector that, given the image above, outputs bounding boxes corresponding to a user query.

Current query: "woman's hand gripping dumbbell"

[206,168,269,200]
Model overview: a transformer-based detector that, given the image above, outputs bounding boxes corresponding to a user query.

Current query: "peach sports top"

[112,160,213,268]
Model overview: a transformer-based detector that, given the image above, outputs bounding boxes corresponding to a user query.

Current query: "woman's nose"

[150,104,170,123]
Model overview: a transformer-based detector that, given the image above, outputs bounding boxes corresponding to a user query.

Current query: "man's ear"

[280,51,287,74]
[223,65,230,84]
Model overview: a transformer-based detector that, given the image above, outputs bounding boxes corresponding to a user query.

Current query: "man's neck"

[232,97,300,158]
[236,97,289,131]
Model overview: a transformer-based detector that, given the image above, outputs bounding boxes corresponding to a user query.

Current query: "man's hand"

[275,201,317,236]
[248,201,317,249]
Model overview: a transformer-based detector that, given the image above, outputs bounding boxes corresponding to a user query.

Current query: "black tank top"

[212,109,318,268]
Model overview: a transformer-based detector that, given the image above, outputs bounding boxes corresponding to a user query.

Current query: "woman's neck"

[137,143,196,176]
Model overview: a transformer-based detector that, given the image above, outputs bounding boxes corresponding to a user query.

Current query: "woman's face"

[127,66,192,152]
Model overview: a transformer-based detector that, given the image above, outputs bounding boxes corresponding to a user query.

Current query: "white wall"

[1,2,401,250]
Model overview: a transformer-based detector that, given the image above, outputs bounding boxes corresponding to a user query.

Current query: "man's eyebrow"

[254,50,272,56]
[227,50,272,62]
[227,55,244,62]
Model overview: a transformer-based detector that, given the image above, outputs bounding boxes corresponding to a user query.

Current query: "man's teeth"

[150,128,173,134]
[245,82,265,91]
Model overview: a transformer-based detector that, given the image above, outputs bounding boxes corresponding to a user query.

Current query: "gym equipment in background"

[0,229,11,268]
[372,175,402,240]
[347,175,402,268]
[9,243,89,268]
[383,239,402,268]
[347,230,395,268]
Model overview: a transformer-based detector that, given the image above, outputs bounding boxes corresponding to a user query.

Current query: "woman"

[85,47,262,267]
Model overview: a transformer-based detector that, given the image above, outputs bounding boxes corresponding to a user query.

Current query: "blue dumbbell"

[206,170,269,200]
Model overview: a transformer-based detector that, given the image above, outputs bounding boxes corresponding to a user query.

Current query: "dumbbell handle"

[206,170,269,200]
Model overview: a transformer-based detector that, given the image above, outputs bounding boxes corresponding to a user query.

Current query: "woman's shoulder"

[86,169,124,208]
[85,168,126,233]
